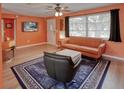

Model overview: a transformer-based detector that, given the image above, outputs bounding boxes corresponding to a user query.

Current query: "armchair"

[43,52,75,83]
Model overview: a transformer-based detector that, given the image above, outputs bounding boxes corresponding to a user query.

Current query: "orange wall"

[0,4,3,88]
[2,14,47,47]
[16,15,47,47]
[64,4,124,58]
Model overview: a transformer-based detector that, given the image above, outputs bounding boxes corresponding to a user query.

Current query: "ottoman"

[56,49,81,68]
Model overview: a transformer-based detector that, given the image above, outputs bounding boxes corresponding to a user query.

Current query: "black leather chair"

[43,52,75,83]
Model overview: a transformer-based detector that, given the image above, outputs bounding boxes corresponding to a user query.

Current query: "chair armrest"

[98,43,106,54]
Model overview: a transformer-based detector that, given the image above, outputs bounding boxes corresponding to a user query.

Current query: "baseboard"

[16,42,47,49]
[46,42,58,47]
[102,54,124,62]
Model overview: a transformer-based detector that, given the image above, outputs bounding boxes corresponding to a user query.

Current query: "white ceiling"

[2,3,112,17]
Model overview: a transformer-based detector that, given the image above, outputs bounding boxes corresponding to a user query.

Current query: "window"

[69,16,86,36]
[69,12,110,39]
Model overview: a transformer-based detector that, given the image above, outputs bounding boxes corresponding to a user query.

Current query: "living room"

[0,2,124,90]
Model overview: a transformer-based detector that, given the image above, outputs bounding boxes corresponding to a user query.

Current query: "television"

[22,21,38,32]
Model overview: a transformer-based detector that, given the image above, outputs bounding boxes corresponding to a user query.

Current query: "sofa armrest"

[98,43,106,55]
[60,38,70,45]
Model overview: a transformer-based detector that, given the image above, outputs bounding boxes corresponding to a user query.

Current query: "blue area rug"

[11,57,110,89]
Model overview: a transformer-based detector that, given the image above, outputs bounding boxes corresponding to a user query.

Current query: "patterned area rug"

[11,57,110,89]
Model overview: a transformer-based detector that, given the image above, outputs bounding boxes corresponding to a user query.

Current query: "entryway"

[1,18,16,61]
[47,19,56,46]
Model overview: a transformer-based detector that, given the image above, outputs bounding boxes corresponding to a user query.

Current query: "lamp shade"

[9,40,15,47]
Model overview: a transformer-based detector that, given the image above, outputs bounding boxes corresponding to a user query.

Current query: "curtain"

[109,9,121,42]
[65,16,69,37]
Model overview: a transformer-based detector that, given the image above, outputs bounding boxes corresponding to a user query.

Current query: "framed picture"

[22,21,38,32]
[5,23,13,29]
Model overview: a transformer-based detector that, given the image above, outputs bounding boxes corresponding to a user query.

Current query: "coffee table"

[56,49,81,68]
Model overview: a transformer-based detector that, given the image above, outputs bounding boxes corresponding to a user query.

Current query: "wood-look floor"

[3,44,124,89]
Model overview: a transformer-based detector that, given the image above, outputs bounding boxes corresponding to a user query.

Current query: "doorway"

[2,18,16,49]
[47,19,56,46]
[1,18,16,61]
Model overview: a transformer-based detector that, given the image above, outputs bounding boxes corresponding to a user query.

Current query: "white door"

[47,19,56,45]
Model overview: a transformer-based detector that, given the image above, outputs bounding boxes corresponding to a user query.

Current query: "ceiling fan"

[25,3,72,16]
[46,3,72,16]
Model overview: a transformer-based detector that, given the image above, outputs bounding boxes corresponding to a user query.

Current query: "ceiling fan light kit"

[55,12,63,16]
[54,4,63,17]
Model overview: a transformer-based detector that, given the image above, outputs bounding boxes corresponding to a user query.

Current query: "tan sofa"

[60,36,106,59]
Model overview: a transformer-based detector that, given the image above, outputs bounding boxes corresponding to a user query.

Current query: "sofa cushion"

[68,37,85,46]
[68,36,103,48]
[62,44,98,55]
[84,38,103,48]
[76,46,98,55]
[62,44,78,50]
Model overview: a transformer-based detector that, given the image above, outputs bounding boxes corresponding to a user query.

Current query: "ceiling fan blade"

[46,5,55,9]
[46,10,55,12]
[46,8,54,10]
[44,11,55,16]
[61,6,69,10]
[26,3,53,8]
[62,10,72,12]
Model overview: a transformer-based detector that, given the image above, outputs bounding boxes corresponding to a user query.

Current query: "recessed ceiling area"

[2,3,113,17]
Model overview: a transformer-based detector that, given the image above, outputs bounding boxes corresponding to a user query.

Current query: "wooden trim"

[16,42,47,49]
